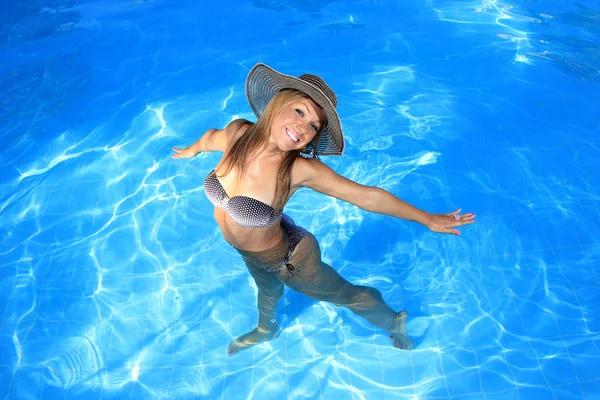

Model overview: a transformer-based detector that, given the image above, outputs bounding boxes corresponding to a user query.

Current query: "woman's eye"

[296,109,304,117]
[311,125,318,132]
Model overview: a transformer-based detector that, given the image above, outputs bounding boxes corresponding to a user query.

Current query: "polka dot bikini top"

[204,170,283,228]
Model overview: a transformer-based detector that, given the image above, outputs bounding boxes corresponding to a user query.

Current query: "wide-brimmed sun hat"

[245,63,345,156]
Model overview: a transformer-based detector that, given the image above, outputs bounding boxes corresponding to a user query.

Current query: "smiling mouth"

[286,128,299,142]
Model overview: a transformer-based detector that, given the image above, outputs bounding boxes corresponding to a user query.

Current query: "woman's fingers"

[172,147,192,159]
[447,208,461,217]
[457,214,476,224]
[447,211,476,224]
[441,226,460,235]
[430,210,476,235]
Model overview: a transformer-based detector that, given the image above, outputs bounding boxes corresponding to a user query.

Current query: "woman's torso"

[205,125,301,252]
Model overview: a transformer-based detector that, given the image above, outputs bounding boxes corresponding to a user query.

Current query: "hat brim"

[245,63,344,156]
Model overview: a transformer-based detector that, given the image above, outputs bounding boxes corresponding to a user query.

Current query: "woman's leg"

[227,244,287,356]
[277,232,413,350]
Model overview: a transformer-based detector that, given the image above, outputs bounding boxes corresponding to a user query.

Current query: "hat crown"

[299,74,338,108]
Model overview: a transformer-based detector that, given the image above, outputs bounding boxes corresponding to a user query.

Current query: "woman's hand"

[171,146,198,159]
[425,208,475,235]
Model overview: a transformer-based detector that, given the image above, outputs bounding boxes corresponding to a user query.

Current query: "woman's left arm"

[296,158,475,235]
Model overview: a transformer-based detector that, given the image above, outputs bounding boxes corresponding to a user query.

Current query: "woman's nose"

[295,121,307,135]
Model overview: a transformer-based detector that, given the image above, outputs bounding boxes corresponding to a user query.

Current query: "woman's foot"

[390,310,413,351]
[227,325,280,356]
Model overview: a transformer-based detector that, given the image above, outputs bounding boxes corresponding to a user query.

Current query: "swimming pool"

[1,0,599,398]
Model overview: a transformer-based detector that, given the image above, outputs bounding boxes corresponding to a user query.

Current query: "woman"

[172,63,475,355]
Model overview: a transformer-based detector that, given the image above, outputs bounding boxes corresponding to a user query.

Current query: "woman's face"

[271,97,327,152]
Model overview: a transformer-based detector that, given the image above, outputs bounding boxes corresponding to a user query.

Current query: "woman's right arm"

[171,119,249,159]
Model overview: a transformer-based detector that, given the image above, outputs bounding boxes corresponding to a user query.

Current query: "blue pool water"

[1,0,599,399]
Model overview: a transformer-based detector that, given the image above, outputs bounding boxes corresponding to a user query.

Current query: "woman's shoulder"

[225,118,253,135]
[222,119,254,149]
[293,155,323,169]
[290,156,322,187]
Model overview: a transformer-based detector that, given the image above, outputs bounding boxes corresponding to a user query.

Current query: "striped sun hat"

[245,63,345,156]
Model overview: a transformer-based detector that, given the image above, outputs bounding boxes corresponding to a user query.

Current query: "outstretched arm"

[295,158,475,235]
[172,119,250,158]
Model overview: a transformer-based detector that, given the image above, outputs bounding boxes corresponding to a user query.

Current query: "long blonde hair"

[219,89,325,209]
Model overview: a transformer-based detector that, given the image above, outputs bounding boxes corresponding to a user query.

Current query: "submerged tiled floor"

[1,0,600,399]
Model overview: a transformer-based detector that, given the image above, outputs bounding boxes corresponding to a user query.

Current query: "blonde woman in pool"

[172,63,475,355]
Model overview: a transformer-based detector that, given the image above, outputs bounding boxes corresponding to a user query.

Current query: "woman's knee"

[323,284,383,308]
[356,285,383,301]
[259,281,284,299]
[341,285,384,309]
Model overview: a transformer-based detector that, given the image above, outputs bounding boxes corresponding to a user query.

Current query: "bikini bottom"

[234,213,307,277]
